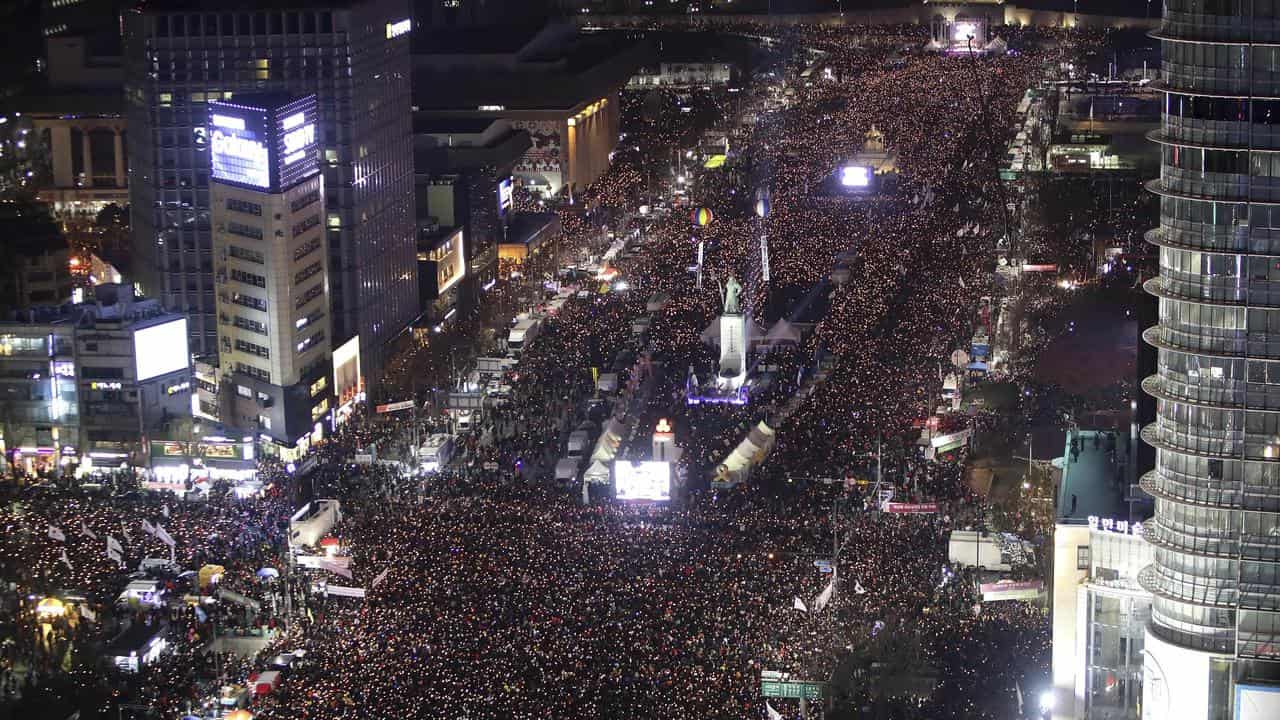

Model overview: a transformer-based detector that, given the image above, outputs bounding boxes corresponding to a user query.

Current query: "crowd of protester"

[0,21,1069,720]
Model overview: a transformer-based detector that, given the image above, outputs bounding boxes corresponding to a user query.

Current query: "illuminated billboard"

[134,318,190,381]
[839,165,871,188]
[209,94,319,192]
[333,335,363,422]
[614,460,671,501]
[210,111,270,189]
[497,177,513,217]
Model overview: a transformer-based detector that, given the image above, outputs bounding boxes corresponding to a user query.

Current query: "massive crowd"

[0,20,1066,720]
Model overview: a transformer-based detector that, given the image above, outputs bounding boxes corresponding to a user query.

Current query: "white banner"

[371,567,391,590]
[325,584,366,599]
[107,546,122,565]
[107,535,123,555]
[317,559,353,580]
[296,554,351,569]
[79,521,98,541]
[154,524,176,548]
[79,604,96,622]
[47,525,66,542]
[814,571,837,612]
[141,519,156,536]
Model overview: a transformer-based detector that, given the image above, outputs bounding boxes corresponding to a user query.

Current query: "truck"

[475,356,518,377]
[418,434,457,472]
[947,530,1033,573]
[566,430,592,459]
[507,318,542,356]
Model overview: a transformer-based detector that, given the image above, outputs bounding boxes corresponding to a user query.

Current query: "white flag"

[107,546,122,565]
[154,524,175,548]
[766,701,784,720]
[371,567,391,590]
[162,504,170,518]
[141,519,156,536]
[814,571,837,612]
[79,604,96,622]
[59,548,73,570]
[47,525,66,542]
[121,525,132,544]
[107,535,123,555]
[792,596,808,612]
[79,521,97,541]
[855,580,867,595]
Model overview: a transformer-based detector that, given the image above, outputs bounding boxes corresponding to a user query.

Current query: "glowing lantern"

[36,597,65,618]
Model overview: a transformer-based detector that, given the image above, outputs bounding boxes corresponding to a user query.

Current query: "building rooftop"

[1057,429,1133,525]
[0,284,174,327]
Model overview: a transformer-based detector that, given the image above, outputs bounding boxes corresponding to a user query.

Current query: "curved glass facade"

[1144,0,1280,670]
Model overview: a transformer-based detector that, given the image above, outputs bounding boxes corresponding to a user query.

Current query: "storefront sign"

[1087,516,1144,537]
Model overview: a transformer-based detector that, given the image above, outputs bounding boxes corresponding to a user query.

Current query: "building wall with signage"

[209,94,333,450]
[1052,523,1155,720]
[124,0,418,392]
[0,294,192,474]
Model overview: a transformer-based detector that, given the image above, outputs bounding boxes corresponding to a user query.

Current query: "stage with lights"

[826,125,900,198]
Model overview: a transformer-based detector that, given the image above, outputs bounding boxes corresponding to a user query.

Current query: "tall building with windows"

[123,0,417,391]
[207,94,331,453]
[1140,1,1280,716]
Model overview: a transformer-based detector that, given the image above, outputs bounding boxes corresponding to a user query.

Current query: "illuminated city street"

[3,2,1272,720]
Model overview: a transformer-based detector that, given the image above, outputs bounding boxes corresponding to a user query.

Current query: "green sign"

[761,679,824,699]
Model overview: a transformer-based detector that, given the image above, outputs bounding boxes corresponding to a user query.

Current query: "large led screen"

[210,110,271,190]
[615,461,671,501]
[840,165,871,188]
[134,318,190,381]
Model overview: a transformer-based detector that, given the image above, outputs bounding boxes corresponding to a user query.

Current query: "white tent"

[700,316,765,347]
[713,421,776,486]
[590,419,626,464]
[763,319,803,346]
[584,460,611,485]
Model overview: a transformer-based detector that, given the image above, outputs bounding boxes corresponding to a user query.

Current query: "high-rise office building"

[1141,1,1280,716]
[124,0,417,391]
[207,94,331,450]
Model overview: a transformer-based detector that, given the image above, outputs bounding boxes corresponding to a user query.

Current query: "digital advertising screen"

[209,106,271,190]
[209,94,319,192]
[839,165,871,188]
[614,460,671,501]
[134,318,190,381]
[275,96,320,190]
[497,177,513,217]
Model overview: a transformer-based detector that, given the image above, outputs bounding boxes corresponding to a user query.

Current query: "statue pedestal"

[717,312,747,391]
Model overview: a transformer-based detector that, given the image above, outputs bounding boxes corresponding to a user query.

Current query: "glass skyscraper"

[124,0,417,385]
[1141,1,1280,716]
